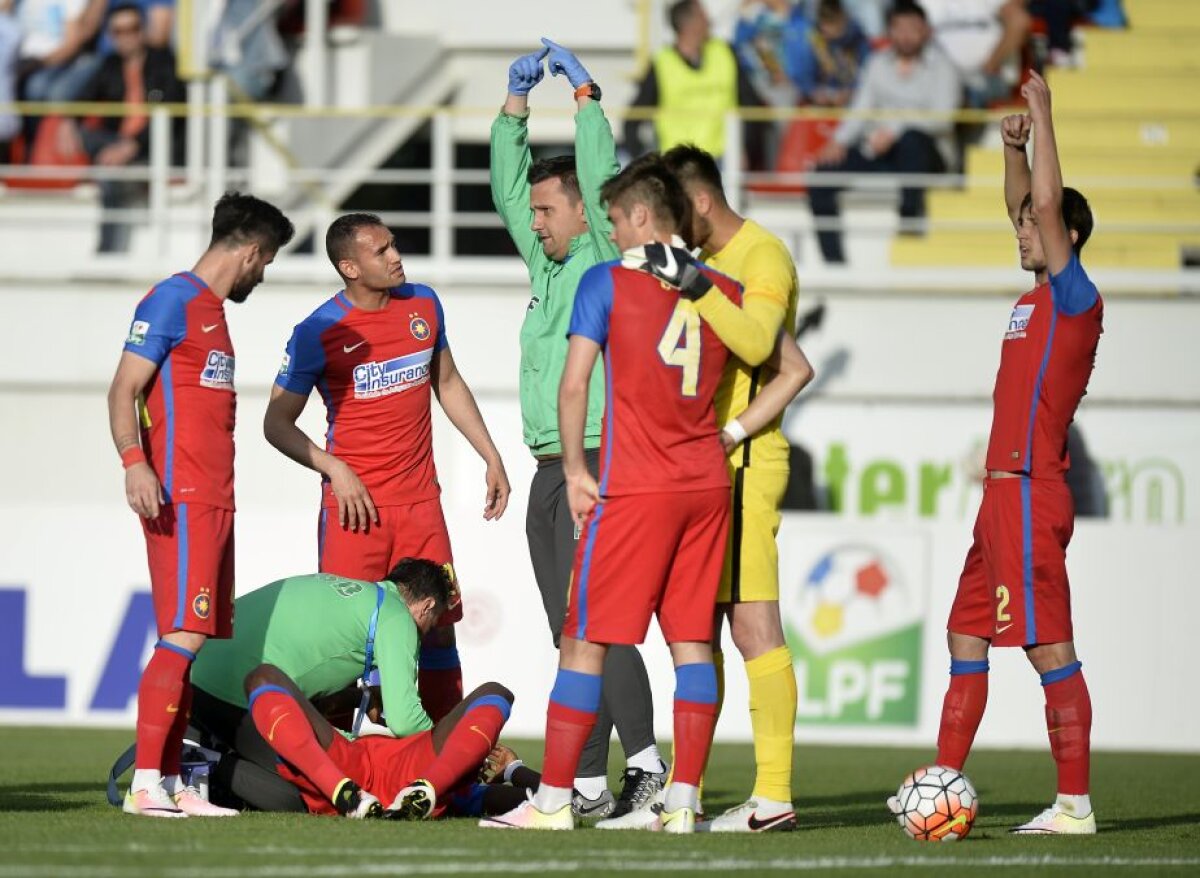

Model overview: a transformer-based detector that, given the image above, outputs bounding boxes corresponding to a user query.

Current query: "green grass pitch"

[1,727,1198,877]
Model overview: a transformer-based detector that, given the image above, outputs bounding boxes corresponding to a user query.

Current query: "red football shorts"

[281,730,438,816]
[948,476,1075,647]
[564,488,730,646]
[142,502,234,638]
[319,497,462,625]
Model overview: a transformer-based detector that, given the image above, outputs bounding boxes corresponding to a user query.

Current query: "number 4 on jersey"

[657,301,701,397]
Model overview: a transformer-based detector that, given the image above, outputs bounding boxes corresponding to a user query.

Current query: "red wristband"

[121,446,147,469]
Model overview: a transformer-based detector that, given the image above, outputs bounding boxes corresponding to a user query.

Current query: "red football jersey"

[277,285,448,508]
[568,259,740,496]
[123,272,236,509]
[986,254,1103,478]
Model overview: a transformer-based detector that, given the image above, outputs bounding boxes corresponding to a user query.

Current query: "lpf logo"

[781,527,929,726]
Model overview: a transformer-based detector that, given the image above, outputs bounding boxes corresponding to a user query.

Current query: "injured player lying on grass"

[200,666,539,819]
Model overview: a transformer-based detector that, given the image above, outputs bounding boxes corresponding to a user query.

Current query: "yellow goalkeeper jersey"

[701,219,798,470]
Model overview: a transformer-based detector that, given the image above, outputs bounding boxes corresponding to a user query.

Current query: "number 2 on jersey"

[657,302,701,397]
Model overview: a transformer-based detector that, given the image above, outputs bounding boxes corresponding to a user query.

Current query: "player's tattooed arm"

[107,351,164,519]
[264,385,379,531]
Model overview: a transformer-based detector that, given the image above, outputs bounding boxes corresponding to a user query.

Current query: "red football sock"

[425,701,508,796]
[161,679,193,778]
[135,642,193,771]
[671,699,719,786]
[541,701,598,789]
[1044,669,1092,795]
[936,670,988,771]
[418,666,463,723]
[250,687,346,802]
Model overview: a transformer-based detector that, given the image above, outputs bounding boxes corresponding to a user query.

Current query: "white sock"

[625,745,666,774]
[162,774,183,796]
[664,782,699,813]
[533,783,572,813]
[130,769,162,794]
[1056,793,1092,816]
[573,776,608,800]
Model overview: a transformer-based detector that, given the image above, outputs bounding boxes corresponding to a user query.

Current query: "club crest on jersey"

[192,592,211,619]
[1005,304,1034,340]
[201,350,236,390]
[410,314,431,341]
[353,348,433,399]
[127,320,150,346]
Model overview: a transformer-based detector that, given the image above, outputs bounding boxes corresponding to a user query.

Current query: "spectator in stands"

[840,0,887,37]
[733,0,809,106]
[212,0,288,100]
[808,0,960,265]
[0,1,19,162]
[625,0,771,168]
[17,0,106,106]
[1027,0,1123,67]
[59,2,183,252]
[95,1,176,56]
[792,0,871,107]
[922,0,1031,106]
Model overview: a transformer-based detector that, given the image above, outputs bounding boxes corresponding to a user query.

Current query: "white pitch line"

[2,855,1200,877]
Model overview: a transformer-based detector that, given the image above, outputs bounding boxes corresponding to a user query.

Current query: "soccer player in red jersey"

[899,72,1103,835]
[106,192,295,818]
[481,156,740,833]
[264,214,511,722]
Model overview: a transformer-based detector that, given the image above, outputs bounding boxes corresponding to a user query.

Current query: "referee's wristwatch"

[574,81,602,102]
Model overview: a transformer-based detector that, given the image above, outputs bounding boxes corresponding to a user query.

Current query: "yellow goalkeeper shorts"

[718,465,788,604]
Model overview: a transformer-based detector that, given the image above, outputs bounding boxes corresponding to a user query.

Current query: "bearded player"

[894,71,1102,835]
[106,192,294,817]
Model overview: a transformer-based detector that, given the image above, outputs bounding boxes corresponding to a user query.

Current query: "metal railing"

[1,97,1197,286]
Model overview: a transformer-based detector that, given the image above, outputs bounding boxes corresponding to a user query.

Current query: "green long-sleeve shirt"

[190,573,431,738]
[490,100,620,456]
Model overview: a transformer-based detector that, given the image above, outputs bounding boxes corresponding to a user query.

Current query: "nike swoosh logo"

[201,323,220,333]
[658,246,677,278]
[995,623,1014,634]
[574,797,610,816]
[931,813,968,838]
[747,811,796,831]
[343,341,367,353]
[268,712,290,743]
[469,724,494,749]
[166,704,179,714]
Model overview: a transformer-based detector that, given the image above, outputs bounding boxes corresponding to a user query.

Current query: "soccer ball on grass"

[890,765,978,841]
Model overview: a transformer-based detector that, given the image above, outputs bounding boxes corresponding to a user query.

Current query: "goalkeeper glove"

[541,37,592,89]
[643,242,714,301]
[508,47,549,96]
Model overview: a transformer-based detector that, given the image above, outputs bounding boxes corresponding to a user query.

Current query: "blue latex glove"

[508,47,549,96]
[541,37,591,89]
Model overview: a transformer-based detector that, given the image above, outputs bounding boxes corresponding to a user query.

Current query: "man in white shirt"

[921,0,1032,106]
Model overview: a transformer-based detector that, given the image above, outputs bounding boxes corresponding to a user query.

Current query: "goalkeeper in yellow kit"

[658,144,810,832]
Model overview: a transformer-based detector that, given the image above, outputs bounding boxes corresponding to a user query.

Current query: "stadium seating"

[891,0,1200,269]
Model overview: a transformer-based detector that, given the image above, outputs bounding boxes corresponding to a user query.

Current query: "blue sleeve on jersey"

[568,263,616,346]
[448,783,488,817]
[275,320,326,396]
[1049,252,1099,317]
[123,283,187,365]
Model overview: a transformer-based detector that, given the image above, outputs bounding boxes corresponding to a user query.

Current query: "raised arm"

[720,330,815,452]
[432,346,510,521]
[1022,71,1072,276]
[1000,113,1032,226]
[490,48,550,266]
